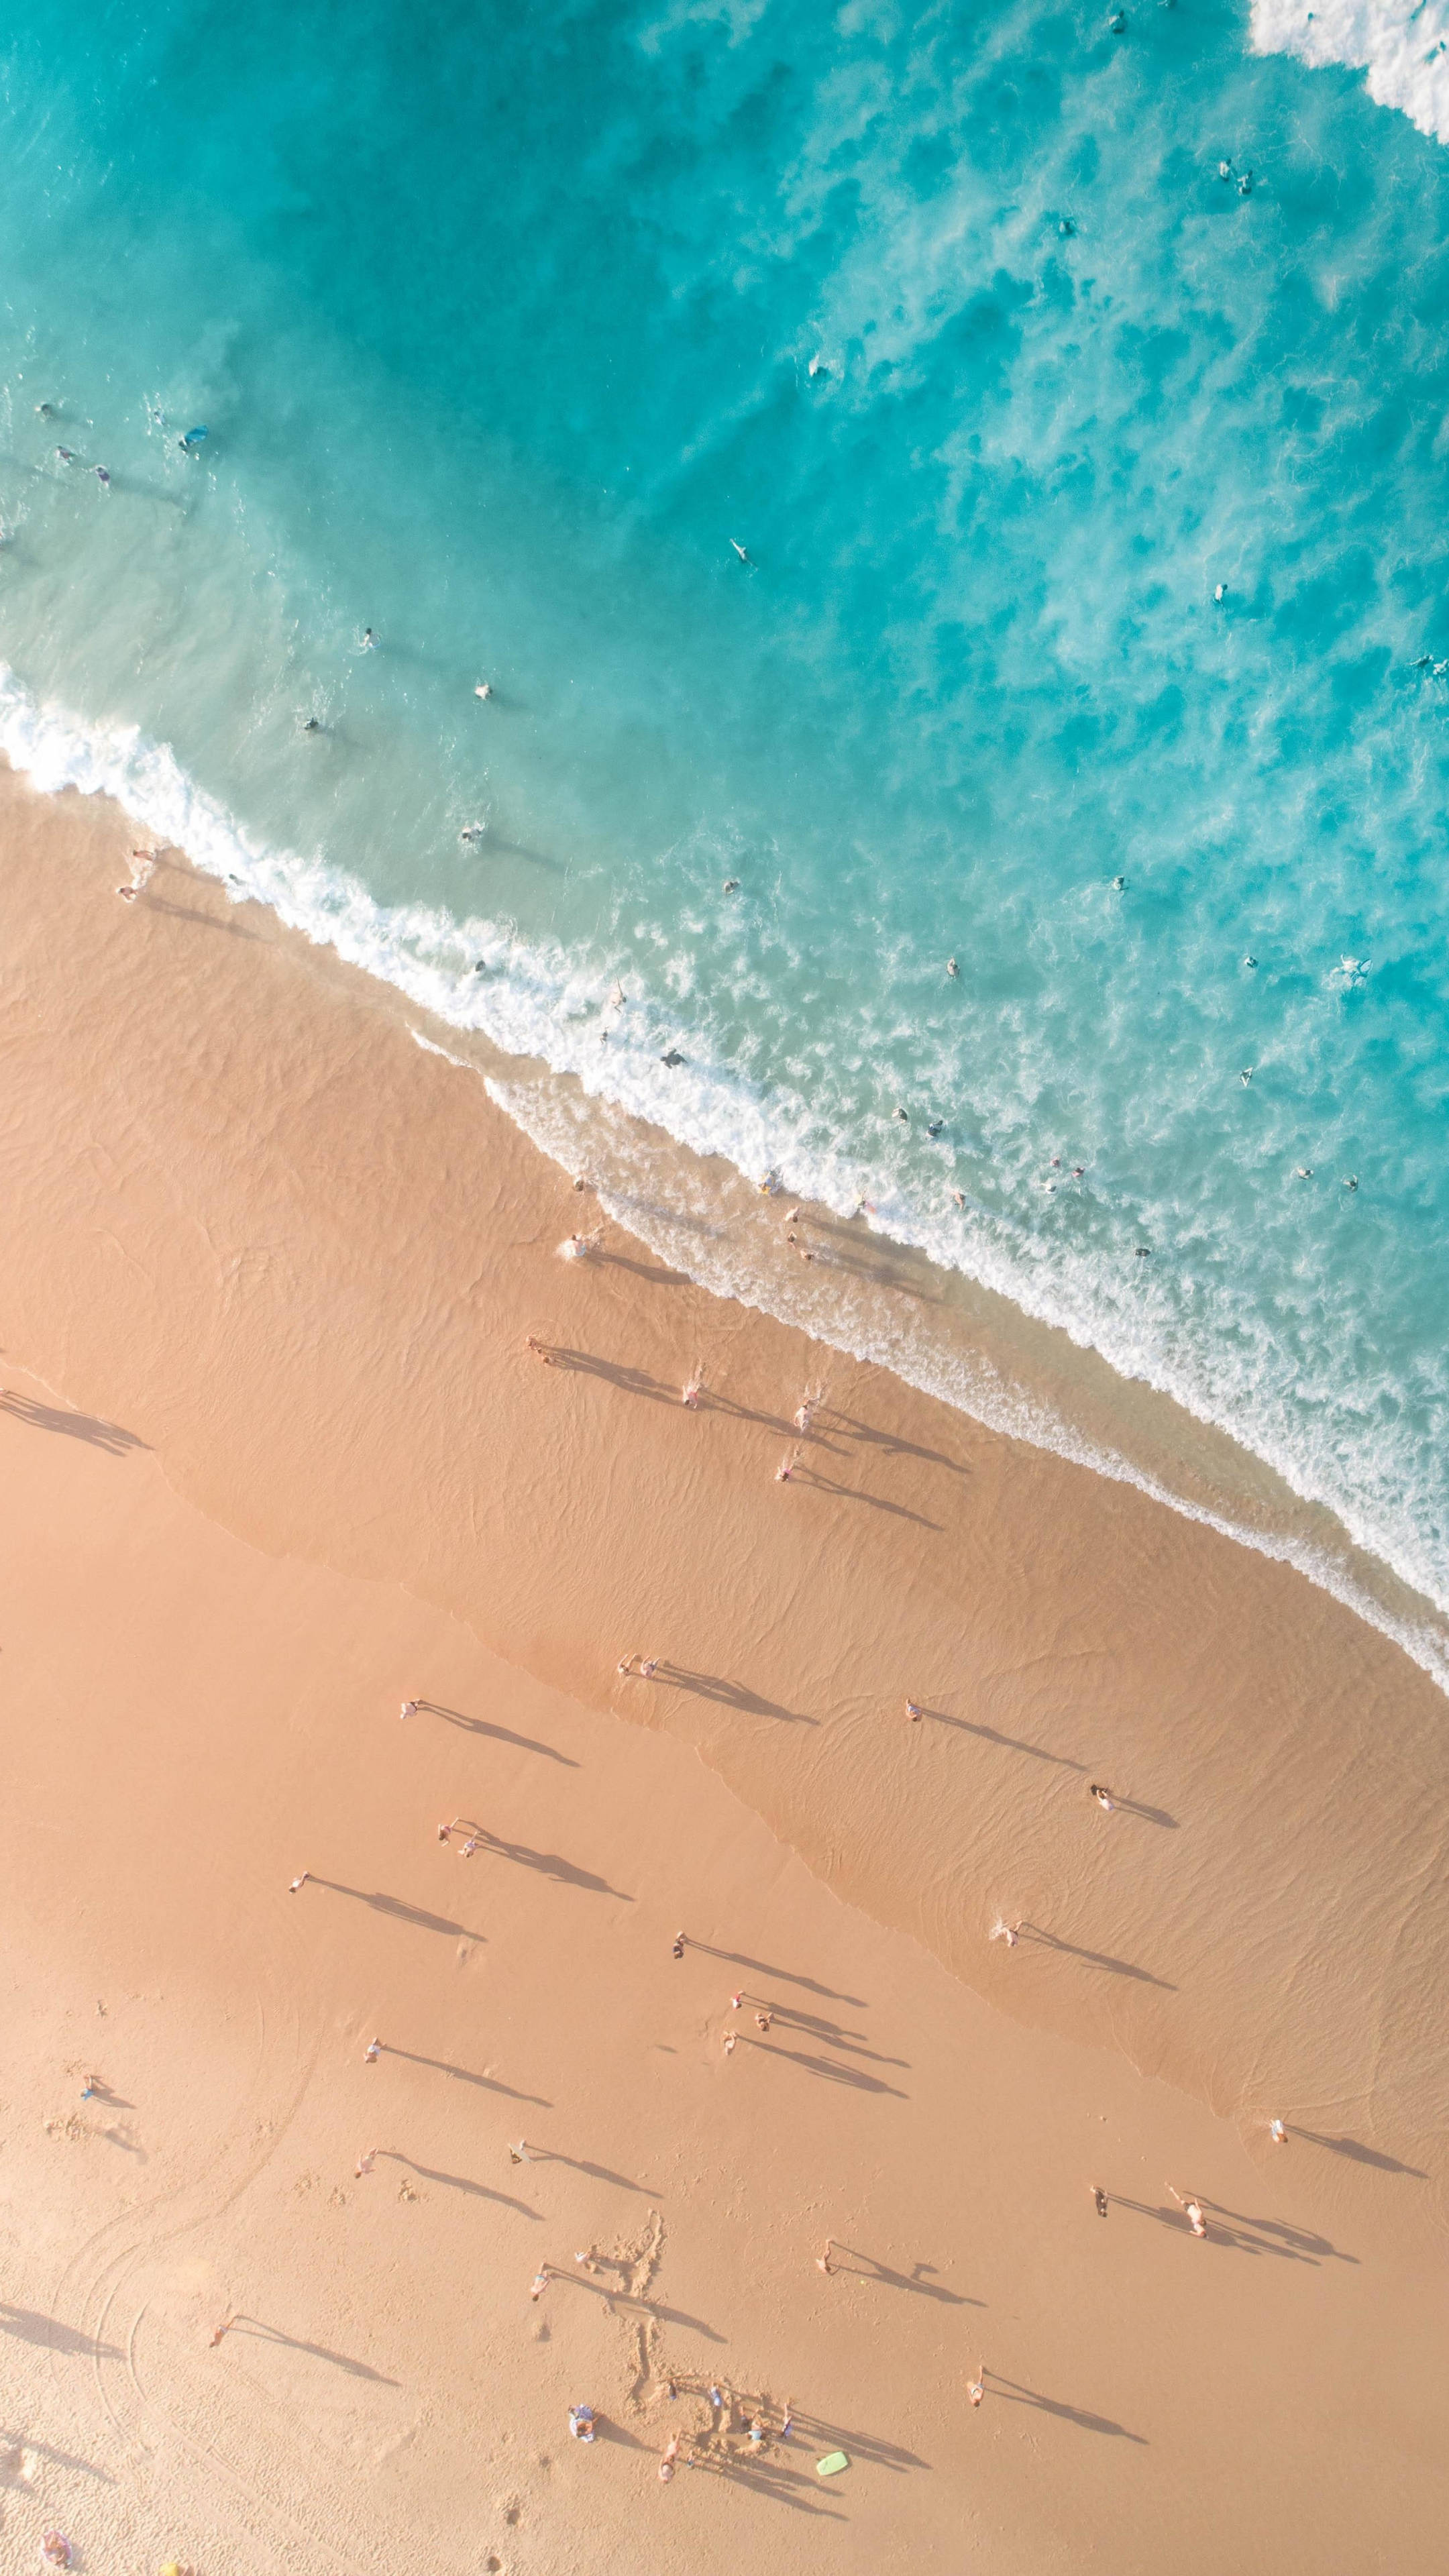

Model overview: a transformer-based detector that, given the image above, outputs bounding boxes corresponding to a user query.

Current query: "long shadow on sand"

[0,2430,115,2484]
[1106,1792,1179,1829]
[915,1705,1087,1771]
[655,1662,816,1725]
[818,1406,969,1478]
[521,2145,650,2193]
[545,1347,678,1403]
[757,2039,908,2099]
[380,2045,549,2107]
[417,1701,578,1766]
[828,2247,978,2305]
[310,1880,487,1943]
[792,1463,943,1532]
[1110,2192,1355,2264]
[0,2304,121,2361]
[1018,1922,1177,1990]
[0,1391,148,1455]
[380,2153,537,2218]
[1291,2127,1428,2178]
[442,1826,631,1901]
[760,2003,907,2070]
[555,2267,725,2343]
[686,1942,865,2008]
[986,2372,1146,2443]
[228,2317,399,2381]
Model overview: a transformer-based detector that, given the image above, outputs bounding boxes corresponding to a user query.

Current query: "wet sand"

[0,759,1444,2570]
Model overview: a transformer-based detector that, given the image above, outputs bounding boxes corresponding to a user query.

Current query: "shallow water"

[0,0,1446,1616]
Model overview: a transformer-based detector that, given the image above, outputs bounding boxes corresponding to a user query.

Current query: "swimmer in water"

[474,680,492,700]
[730,539,753,565]
[360,628,377,650]
[947,956,959,977]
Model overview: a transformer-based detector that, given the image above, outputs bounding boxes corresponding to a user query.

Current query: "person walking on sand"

[568,2404,596,2443]
[288,1872,310,1894]
[1088,1782,1116,1811]
[672,1930,686,1958]
[355,2149,376,2178]
[639,1657,658,1679]
[990,1917,1019,1947]
[530,2267,549,2301]
[364,2037,382,2062]
[722,2031,737,2054]
[209,2315,235,2346]
[682,1361,703,1407]
[755,2010,772,2033]
[906,1699,923,1721]
[1169,2186,1207,2237]
[509,2139,529,2164]
[1269,2117,1287,2145]
[816,2238,835,2275]
[659,2434,682,2482]
[399,1699,418,1721]
[967,2364,985,2409]
[1092,2184,1108,2217]
[776,1444,802,1483]
[617,1654,635,1676]
[117,849,156,902]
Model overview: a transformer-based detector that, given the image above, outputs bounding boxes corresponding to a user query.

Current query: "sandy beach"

[0,757,1445,2574]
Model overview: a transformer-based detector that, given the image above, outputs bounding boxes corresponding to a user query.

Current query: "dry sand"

[0,759,1444,2573]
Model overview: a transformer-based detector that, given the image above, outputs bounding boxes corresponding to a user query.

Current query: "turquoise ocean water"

[1,2,1446,1633]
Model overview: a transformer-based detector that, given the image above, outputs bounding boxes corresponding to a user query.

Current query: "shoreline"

[0,755,1444,2175]
[0,757,1444,2567]
[1,676,1444,1678]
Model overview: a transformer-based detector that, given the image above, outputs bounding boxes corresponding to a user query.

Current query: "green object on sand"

[816,2450,851,2477]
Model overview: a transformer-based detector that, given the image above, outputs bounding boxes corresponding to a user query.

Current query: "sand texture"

[0,760,1444,2573]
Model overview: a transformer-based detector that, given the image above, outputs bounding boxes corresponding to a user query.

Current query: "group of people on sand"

[264,1223,1306,2513]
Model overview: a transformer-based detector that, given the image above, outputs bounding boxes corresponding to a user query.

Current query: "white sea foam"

[2,663,1446,1693]
[1250,0,1449,146]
